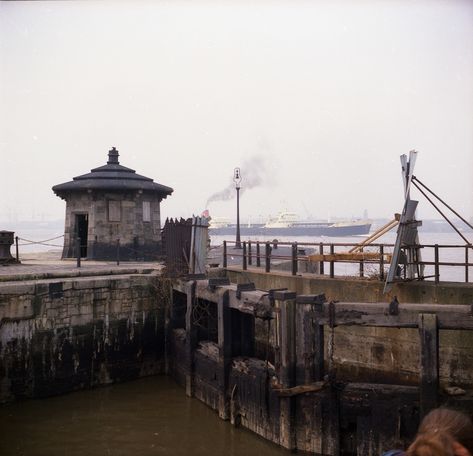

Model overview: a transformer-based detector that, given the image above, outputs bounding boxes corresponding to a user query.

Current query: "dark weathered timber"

[277,293,297,450]
[419,313,439,418]
[295,300,318,385]
[312,301,473,329]
[170,278,473,456]
[185,281,197,397]
[342,382,419,396]
[314,321,325,382]
[217,290,232,419]
[296,294,326,305]
[236,282,256,299]
[208,277,230,291]
[326,384,340,456]
[356,415,374,456]
[274,381,326,397]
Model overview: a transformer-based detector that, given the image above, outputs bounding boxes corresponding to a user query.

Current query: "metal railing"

[222,240,473,284]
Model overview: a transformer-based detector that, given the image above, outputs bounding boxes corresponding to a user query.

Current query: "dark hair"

[407,408,473,456]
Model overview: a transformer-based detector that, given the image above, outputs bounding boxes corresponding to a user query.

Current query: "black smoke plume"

[206,155,269,206]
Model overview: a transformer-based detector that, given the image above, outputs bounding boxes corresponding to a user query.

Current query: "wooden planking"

[274,381,327,397]
[275,292,297,451]
[185,280,197,397]
[419,313,439,418]
[313,302,473,330]
[306,252,392,262]
[217,290,232,419]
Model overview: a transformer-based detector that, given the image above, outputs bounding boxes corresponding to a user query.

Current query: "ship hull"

[209,222,371,237]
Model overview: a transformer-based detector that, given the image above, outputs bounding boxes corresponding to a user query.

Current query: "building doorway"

[75,214,88,258]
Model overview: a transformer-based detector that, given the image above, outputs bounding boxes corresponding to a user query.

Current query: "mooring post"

[274,290,297,451]
[217,290,231,420]
[185,281,198,397]
[248,241,252,266]
[223,241,227,268]
[419,313,439,418]
[76,237,81,268]
[256,241,261,267]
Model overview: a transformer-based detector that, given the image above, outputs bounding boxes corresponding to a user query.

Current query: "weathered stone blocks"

[0,274,168,403]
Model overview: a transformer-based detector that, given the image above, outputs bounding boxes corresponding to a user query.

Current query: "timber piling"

[169,277,473,455]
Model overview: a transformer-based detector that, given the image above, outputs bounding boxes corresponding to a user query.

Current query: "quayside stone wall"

[0,273,169,403]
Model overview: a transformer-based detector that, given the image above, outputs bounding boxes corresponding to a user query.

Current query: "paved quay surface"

[0,250,163,282]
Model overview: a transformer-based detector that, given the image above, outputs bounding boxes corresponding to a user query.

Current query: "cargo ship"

[208,211,372,237]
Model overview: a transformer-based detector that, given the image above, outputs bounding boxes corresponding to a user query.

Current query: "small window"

[108,200,121,222]
[143,201,151,222]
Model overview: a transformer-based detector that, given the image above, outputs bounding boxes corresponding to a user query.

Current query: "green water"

[0,376,286,456]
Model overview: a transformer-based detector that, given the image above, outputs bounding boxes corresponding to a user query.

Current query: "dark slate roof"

[52,147,173,199]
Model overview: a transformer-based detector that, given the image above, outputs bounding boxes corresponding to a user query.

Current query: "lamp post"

[234,167,242,249]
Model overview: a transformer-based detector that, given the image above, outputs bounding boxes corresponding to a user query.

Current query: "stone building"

[52,147,173,260]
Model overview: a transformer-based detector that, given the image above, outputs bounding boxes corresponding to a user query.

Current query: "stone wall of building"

[62,191,162,260]
[0,273,169,403]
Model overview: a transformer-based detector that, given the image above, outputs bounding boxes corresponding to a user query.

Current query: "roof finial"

[108,147,119,165]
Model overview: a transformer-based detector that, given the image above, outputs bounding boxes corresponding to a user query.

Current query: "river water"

[0,376,287,456]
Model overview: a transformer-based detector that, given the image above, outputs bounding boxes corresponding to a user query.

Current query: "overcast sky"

[1,0,472,224]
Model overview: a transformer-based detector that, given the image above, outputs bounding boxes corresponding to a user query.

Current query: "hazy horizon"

[1,0,472,225]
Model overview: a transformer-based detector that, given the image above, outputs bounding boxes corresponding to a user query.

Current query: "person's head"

[407,408,473,456]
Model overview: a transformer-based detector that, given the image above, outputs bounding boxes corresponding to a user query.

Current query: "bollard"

[15,236,19,263]
[248,241,252,266]
[256,242,261,267]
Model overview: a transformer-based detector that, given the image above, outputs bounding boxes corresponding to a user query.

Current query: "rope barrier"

[18,234,64,245]
[17,235,64,247]
[18,243,63,247]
